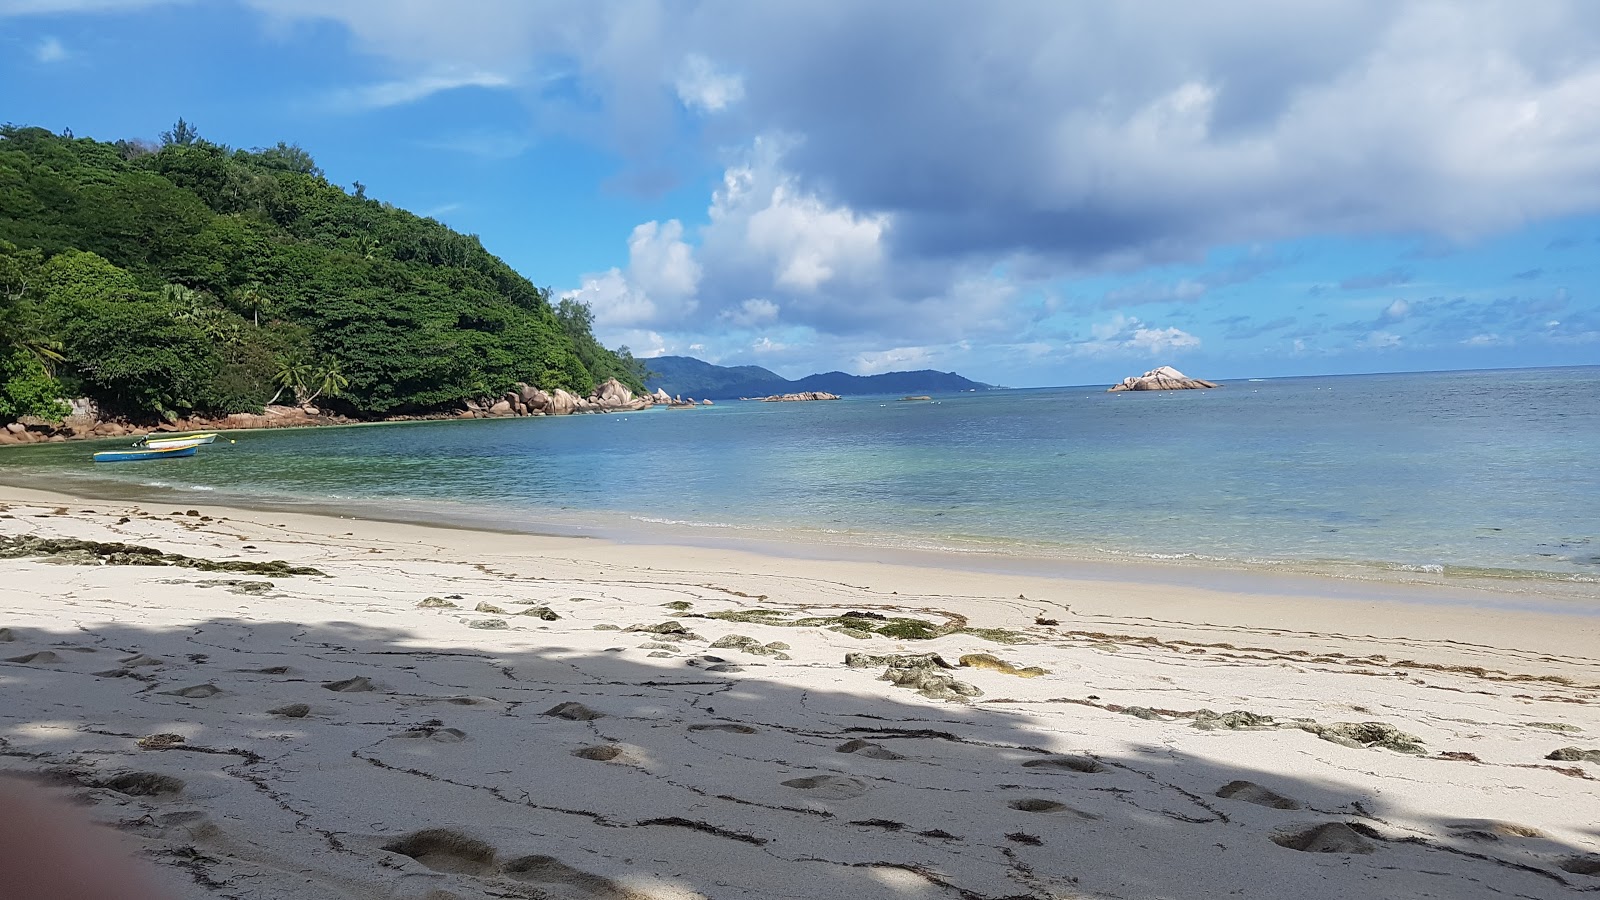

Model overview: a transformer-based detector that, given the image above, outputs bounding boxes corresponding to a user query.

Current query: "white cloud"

[675,53,743,113]
[1462,333,1504,346]
[1128,326,1202,355]
[34,35,66,62]
[626,219,700,299]
[710,137,888,292]
[751,336,787,353]
[1362,330,1403,349]
[854,346,933,374]
[563,218,700,337]
[1384,298,1410,319]
[721,298,778,327]
[324,68,512,111]
[1076,314,1201,357]
[563,268,657,329]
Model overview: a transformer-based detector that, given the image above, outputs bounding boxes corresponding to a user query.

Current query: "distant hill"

[645,356,994,399]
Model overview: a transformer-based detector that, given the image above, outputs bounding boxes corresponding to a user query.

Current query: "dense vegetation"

[645,355,994,399]
[0,121,647,424]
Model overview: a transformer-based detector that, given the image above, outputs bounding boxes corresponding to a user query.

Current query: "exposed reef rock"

[0,536,324,576]
[1108,365,1218,392]
[856,652,983,702]
[958,652,1049,677]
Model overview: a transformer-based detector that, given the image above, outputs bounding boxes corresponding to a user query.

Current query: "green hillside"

[0,121,646,424]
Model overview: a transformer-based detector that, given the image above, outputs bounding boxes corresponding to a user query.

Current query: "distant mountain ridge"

[644,356,995,399]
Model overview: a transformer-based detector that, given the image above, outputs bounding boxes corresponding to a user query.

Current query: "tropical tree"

[160,117,201,147]
[268,353,313,405]
[303,359,347,405]
[232,283,270,326]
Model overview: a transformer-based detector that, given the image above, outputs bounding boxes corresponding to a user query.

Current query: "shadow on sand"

[2,614,1598,900]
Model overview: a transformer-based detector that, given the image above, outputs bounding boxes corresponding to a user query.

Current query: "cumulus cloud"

[236,3,1600,264]
[214,1,1600,376]
[710,137,889,292]
[626,219,701,298]
[1384,298,1410,319]
[1073,314,1201,357]
[563,219,700,330]
[675,53,743,112]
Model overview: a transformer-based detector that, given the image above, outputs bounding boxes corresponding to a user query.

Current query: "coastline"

[2,483,1598,898]
[4,461,1598,613]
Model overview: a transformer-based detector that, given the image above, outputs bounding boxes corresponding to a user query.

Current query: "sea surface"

[3,367,1598,597]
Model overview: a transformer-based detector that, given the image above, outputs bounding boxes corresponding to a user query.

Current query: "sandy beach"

[2,483,1597,899]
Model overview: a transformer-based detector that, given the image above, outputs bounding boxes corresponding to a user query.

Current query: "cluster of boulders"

[1107,366,1218,392]
[0,378,708,446]
[755,392,841,402]
[460,378,710,419]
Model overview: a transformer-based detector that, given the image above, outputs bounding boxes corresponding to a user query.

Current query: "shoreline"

[2,483,1597,898]
[4,468,1598,616]
[4,482,1598,661]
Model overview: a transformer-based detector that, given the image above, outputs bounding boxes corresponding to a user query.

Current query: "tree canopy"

[0,121,645,423]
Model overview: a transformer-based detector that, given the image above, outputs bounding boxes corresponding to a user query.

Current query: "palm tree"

[20,336,65,377]
[303,361,348,406]
[233,283,270,326]
[268,354,313,406]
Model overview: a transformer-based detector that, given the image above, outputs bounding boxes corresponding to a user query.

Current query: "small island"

[1108,366,1219,392]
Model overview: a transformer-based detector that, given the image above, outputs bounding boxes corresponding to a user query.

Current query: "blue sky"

[3,1,1598,386]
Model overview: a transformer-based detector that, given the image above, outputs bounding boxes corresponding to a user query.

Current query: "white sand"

[1,484,1597,899]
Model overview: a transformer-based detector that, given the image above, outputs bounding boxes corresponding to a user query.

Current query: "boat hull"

[93,446,199,463]
[137,433,218,449]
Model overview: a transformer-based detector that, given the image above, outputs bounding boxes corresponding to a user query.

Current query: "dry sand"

[1,484,1597,899]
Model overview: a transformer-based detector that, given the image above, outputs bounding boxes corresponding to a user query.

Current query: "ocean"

[3,366,1597,597]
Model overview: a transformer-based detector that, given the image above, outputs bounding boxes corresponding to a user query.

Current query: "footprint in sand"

[1009,798,1098,819]
[1444,819,1544,842]
[0,627,15,642]
[160,683,223,699]
[6,650,63,664]
[1215,780,1301,810]
[1022,755,1104,774]
[1561,856,1600,877]
[503,854,637,899]
[395,727,469,743]
[120,654,164,668]
[382,829,497,876]
[269,703,311,718]
[1271,822,1379,854]
[101,772,185,797]
[242,665,293,675]
[836,739,903,760]
[688,723,758,734]
[571,745,623,761]
[544,701,604,721]
[781,775,869,800]
[323,676,378,692]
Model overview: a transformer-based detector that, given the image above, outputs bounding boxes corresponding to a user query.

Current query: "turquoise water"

[3,367,1598,591]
